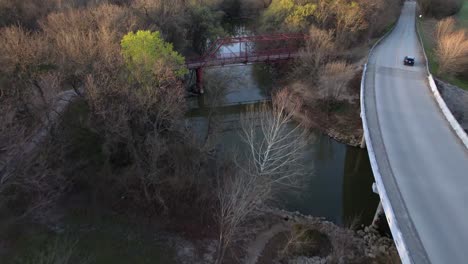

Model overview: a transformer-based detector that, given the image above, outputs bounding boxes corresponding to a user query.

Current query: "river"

[186,20,379,226]
[0,16,380,264]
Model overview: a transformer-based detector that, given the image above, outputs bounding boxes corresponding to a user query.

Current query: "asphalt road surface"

[364,1,468,263]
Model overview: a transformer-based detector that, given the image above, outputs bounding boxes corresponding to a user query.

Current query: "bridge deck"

[363,2,468,263]
[186,51,300,69]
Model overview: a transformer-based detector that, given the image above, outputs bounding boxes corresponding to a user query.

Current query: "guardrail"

[360,17,413,264]
[186,50,299,69]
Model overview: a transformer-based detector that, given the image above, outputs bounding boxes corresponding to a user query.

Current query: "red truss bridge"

[185,33,306,93]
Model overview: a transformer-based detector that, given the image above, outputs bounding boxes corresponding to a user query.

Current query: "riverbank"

[254,0,402,148]
[416,5,468,133]
[249,208,400,264]
[284,76,364,148]
[417,17,468,90]
[0,205,399,264]
[176,207,400,264]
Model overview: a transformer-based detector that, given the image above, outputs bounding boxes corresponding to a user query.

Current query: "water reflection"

[342,147,380,226]
[207,65,271,104]
[280,136,379,226]
[187,38,378,227]
[187,108,378,226]
[279,136,344,224]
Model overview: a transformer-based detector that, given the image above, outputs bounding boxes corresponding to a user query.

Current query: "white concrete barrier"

[361,6,468,264]
[361,15,413,263]
[361,63,412,264]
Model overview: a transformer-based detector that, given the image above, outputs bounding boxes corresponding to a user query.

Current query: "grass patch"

[278,224,333,261]
[457,0,468,27]
[3,216,175,264]
[0,99,176,264]
[383,22,396,35]
[417,18,468,90]
[417,19,438,72]
[447,75,468,88]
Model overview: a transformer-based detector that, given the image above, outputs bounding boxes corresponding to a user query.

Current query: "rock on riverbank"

[245,208,400,264]
[166,207,400,264]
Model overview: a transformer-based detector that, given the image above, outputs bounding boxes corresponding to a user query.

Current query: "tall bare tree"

[296,26,336,81]
[215,89,307,263]
[319,60,355,102]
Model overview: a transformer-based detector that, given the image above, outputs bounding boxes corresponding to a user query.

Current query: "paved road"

[364,1,468,263]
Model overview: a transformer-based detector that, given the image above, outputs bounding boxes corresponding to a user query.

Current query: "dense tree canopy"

[261,0,317,31]
[260,0,401,46]
[418,0,463,18]
[0,1,404,263]
[121,30,188,83]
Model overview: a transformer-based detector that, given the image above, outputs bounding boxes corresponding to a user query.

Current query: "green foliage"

[221,0,242,17]
[187,5,226,53]
[260,0,380,46]
[120,30,187,82]
[285,3,317,29]
[131,0,225,53]
[458,0,468,27]
[261,0,317,31]
[419,0,463,18]
[261,0,295,31]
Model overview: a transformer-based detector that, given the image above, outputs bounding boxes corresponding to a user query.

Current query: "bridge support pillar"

[360,134,366,149]
[196,68,204,94]
[371,201,384,228]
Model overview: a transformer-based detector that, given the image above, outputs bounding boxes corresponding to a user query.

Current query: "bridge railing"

[186,48,299,68]
[360,21,413,264]
[185,33,307,69]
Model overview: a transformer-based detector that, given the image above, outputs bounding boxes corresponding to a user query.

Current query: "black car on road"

[404,56,415,66]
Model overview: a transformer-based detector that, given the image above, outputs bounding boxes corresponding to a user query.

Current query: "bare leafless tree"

[215,89,307,263]
[40,3,138,89]
[0,26,57,119]
[0,25,68,194]
[295,26,336,82]
[239,90,306,183]
[0,129,70,223]
[279,223,324,259]
[319,61,355,102]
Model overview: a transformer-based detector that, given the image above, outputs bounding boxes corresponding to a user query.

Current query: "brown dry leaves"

[434,17,468,75]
